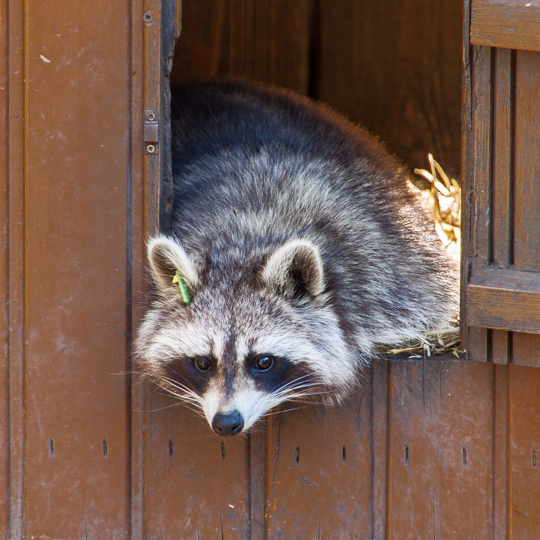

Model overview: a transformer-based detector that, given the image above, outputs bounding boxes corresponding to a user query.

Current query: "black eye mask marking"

[163,355,216,397]
[246,354,318,396]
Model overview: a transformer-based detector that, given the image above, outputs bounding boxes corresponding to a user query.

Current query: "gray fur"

[135,80,457,435]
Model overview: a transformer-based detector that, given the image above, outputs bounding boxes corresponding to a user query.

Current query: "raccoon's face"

[135,236,357,436]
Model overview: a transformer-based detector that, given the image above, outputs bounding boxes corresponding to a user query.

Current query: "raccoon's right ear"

[147,236,199,300]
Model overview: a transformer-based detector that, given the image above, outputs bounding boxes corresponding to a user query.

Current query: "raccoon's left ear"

[147,235,199,300]
[262,240,325,299]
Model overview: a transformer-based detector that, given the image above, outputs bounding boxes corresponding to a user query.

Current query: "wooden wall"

[170,0,463,174]
[2,0,540,537]
[462,0,540,368]
[1,0,177,536]
[137,359,540,538]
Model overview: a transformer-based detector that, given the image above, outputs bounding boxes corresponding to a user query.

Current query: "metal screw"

[146,144,156,154]
[146,112,156,122]
[143,11,153,24]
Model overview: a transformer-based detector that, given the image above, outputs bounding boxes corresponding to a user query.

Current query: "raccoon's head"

[135,235,357,436]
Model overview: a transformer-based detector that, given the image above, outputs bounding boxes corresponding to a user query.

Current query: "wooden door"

[462,0,540,367]
[1,0,179,537]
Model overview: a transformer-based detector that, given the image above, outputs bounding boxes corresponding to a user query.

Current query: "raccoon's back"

[171,80,418,246]
[169,79,457,346]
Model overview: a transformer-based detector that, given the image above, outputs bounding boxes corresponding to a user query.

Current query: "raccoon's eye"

[193,357,211,373]
[253,355,275,372]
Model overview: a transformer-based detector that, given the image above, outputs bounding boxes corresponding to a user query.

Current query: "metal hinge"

[144,110,159,154]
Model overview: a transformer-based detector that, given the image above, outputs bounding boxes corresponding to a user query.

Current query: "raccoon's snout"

[212,411,244,437]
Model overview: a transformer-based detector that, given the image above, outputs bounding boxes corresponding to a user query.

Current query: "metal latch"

[144,110,159,154]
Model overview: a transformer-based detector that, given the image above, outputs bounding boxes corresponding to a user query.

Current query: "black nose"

[212,411,244,437]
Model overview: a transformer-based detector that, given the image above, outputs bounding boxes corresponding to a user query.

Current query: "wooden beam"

[470,0,540,52]
[467,268,540,333]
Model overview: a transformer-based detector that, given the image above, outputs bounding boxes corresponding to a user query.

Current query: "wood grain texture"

[171,0,461,174]
[131,0,178,537]
[22,0,133,536]
[249,426,267,540]
[372,359,389,540]
[170,0,311,94]
[461,0,474,357]
[466,45,493,362]
[1,0,11,533]
[513,333,540,367]
[0,0,7,532]
[465,43,540,359]
[470,45,493,273]
[471,0,540,52]
[508,365,540,537]
[492,329,510,365]
[129,0,145,535]
[490,47,513,363]
[386,361,495,540]
[493,364,509,539]
[510,49,540,365]
[492,47,513,268]
[6,0,26,536]
[317,0,462,173]
[266,380,373,538]
[143,393,250,539]
[513,50,540,273]
[467,268,540,333]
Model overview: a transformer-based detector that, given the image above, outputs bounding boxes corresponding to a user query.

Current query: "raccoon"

[135,80,457,437]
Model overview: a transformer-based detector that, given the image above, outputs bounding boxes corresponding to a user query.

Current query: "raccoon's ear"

[262,240,325,299]
[147,236,199,299]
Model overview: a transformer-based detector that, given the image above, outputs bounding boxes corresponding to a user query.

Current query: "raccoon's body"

[136,80,457,436]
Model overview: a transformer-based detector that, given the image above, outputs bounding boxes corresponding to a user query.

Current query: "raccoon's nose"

[212,411,244,437]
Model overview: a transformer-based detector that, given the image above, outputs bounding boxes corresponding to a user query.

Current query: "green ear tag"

[172,270,191,305]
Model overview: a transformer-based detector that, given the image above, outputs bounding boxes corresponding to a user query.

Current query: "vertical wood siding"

[0,0,10,534]
[1,0,177,536]
[2,0,540,538]
[464,0,540,367]
[139,360,540,538]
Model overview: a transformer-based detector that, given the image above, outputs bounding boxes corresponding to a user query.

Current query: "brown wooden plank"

[466,326,490,362]
[130,0,171,537]
[0,0,10,532]
[513,333,540,367]
[492,47,513,268]
[470,45,492,272]
[492,329,510,364]
[129,0,145,535]
[170,0,311,95]
[513,50,540,272]
[465,45,493,362]
[372,359,389,540]
[318,0,462,173]
[508,365,540,537]
[467,268,540,333]
[461,0,473,351]
[136,4,175,538]
[21,0,133,536]
[386,360,495,540]
[143,394,250,538]
[249,426,267,540]
[511,50,540,366]
[493,364,509,540]
[169,0,227,81]
[471,0,540,52]
[233,0,311,93]
[490,47,514,365]
[266,381,373,538]
[6,0,26,536]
